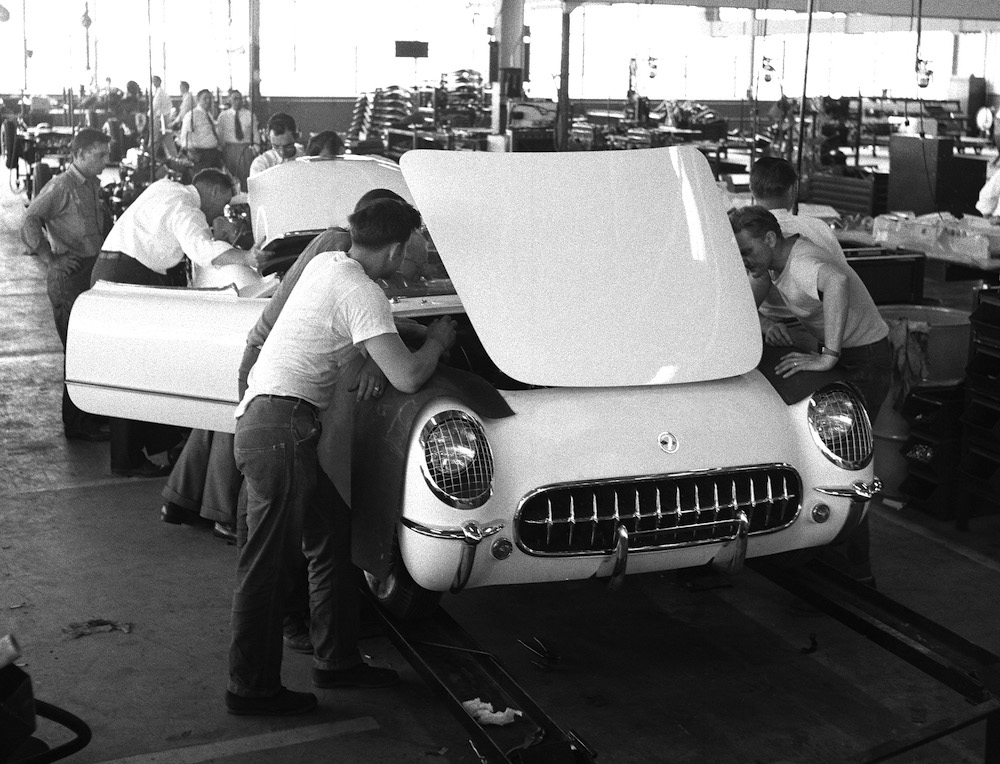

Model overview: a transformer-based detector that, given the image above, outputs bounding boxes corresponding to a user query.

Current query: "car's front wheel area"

[364,534,443,620]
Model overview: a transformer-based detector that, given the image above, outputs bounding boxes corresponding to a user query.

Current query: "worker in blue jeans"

[226,197,456,716]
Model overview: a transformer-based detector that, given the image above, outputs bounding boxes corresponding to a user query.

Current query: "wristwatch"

[820,346,841,359]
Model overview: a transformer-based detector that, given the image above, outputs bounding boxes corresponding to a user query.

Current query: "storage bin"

[878,305,971,386]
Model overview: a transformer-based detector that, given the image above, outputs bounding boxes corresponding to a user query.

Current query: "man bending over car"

[225,197,457,716]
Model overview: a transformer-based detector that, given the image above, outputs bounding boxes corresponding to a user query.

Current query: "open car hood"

[248,156,415,248]
[399,146,761,387]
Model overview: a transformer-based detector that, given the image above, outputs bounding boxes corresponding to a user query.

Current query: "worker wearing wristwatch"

[729,206,892,415]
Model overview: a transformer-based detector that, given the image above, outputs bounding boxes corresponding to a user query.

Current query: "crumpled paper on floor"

[62,619,134,639]
[461,697,523,726]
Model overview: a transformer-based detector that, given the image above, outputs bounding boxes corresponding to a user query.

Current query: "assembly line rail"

[750,557,1000,763]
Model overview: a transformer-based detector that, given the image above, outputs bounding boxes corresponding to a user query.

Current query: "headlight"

[419,410,494,508]
[808,384,873,470]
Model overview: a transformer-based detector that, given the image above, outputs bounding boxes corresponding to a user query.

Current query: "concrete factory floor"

[2,170,1000,763]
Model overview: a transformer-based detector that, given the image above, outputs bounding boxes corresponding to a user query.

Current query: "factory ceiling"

[562,0,1000,23]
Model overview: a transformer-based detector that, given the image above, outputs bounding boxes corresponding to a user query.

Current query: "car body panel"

[399,146,761,387]
[248,156,414,249]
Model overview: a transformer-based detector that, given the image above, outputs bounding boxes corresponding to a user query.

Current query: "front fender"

[350,364,514,580]
[757,344,853,405]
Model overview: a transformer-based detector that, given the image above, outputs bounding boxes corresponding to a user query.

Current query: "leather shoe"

[312,663,399,690]
[213,522,237,544]
[160,502,203,525]
[225,687,317,716]
[113,459,171,478]
[283,628,313,655]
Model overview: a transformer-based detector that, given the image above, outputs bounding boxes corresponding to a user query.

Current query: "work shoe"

[312,663,399,690]
[160,502,204,526]
[283,631,313,655]
[213,522,237,544]
[225,687,317,716]
[113,459,171,478]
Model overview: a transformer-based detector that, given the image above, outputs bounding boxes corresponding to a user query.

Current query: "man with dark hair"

[306,130,345,159]
[21,127,112,442]
[729,205,889,587]
[91,168,258,477]
[226,195,456,716]
[249,112,304,176]
[748,156,850,349]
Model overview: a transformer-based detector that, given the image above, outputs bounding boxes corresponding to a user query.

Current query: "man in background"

[249,113,304,177]
[21,128,113,442]
[217,89,255,190]
[180,89,221,173]
[91,168,257,477]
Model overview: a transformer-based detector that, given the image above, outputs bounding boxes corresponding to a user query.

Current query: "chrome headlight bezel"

[808,383,874,471]
[419,410,494,509]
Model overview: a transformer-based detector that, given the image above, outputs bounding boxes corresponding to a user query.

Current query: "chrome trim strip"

[513,464,802,558]
[65,381,236,407]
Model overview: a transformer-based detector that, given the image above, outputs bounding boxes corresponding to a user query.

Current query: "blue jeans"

[229,395,361,697]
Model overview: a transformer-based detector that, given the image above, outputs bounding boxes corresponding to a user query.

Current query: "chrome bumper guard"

[815,477,881,544]
[400,517,505,593]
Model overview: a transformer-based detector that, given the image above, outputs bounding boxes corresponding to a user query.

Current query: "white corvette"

[67,148,879,617]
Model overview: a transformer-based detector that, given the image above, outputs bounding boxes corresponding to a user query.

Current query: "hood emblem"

[658,432,679,454]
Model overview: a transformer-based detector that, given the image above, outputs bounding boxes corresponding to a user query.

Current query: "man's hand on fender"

[426,316,458,352]
[774,350,837,378]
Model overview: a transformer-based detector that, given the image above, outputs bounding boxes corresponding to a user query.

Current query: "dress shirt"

[976,161,1000,217]
[152,86,173,129]
[217,108,255,145]
[176,92,194,125]
[180,106,219,150]
[249,146,305,176]
[21,163,106,260]
[101,179,232,273]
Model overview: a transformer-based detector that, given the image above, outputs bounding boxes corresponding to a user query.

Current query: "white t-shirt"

[771,236,887,348]
[236,252,397,417]
[758,209,848,321]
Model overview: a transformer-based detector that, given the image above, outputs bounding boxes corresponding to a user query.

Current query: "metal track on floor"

[749,557,1000,763]
[364,591,596,764]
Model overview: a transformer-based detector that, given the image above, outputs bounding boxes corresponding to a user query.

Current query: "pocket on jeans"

[292,415,320,445]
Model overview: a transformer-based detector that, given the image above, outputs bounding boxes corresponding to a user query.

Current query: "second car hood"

[399,146,761,387]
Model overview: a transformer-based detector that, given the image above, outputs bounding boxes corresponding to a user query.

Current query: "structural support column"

[248,0,261,149]
[556,2,572,151]
[491,0,526,135]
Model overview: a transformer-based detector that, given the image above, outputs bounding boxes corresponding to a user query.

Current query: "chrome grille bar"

[516,465,801,557]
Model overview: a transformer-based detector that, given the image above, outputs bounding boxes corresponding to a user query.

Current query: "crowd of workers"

[18,101,890,715]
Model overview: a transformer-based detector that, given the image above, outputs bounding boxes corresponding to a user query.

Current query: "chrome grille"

[809,385,873,470]
[516,466,801,556]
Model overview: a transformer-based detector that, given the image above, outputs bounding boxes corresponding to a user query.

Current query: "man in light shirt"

[249,112,304,177]
[90,169,257,478]
[217,89,256,190]
[150,76,173,136]
[180,89,221,172]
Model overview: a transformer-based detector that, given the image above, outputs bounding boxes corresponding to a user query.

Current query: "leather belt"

[259,394,317,413]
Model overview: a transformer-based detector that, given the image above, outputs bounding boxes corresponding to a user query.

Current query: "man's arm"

[815,262,849,357]
[168,203,255,269]
[772,262,845,378]
[363,317,457,394]
[20,182,63,264]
